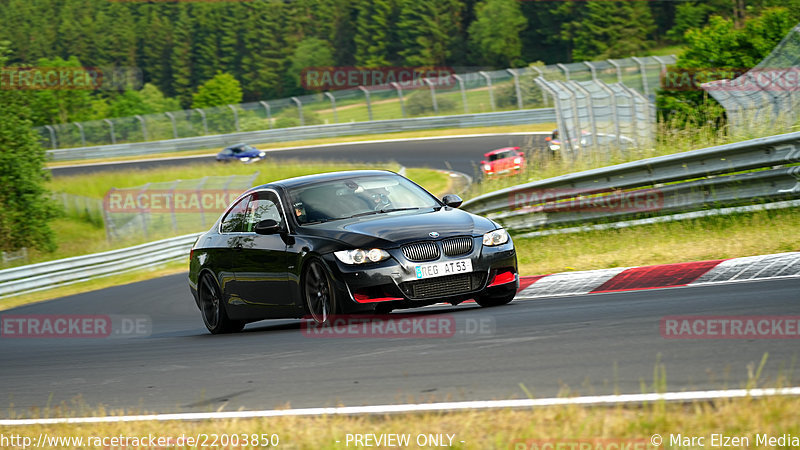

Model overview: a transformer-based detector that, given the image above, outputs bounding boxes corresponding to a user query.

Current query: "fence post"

[554,80,582,160]
[536,78,571,157]
[169,180,179,233]
[44,125,57,149]
[165,112,178,139]
[74,122,86,147]
[424,78,439,114]
[258,102,272,129]
[452,74,468,113]
[631,56,650,99]
[101,188,113,242]
[227,105,240,132]
[103,119,116,145]
[359,86,373,121]
[391,82,406,118]
[194,108,209,135]
[324,92,338,123]
[479,71,495,111]
[596,82,622,151]
[530,66,549,106]
[197,177,208,228]
[583,62,598,82]
[570,81,597,154]
[507,68,523,110]
[607,59,623,84]
[557,63,570,81]
[135,115,147,141]
[618,85,641,148]
[290,97,304,126]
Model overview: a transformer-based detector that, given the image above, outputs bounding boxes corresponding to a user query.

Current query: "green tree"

[467,0,527,67]
[396,0,464,66]
[354,0,397,66]
[192,72,244,108]
[657,7,796,121]
[0,43,57,253]
[171,7,195,108]
[138,6,174,97]
[139,83,181,114]
[28,56,96,125]
[289,38,335,89]
[240,2,286,99]
[571,1,656,61]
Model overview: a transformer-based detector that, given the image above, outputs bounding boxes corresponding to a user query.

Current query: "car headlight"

[483,229,509,246]
[334,248,391,264]
[259,151,266,157]
[240,157,250,162]
[483,164,492,172]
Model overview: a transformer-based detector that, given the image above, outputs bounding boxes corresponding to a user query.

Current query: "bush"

[405,90,456,116]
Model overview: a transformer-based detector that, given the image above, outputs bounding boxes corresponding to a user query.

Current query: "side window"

[244,191,285,232]
[220,194,251,233]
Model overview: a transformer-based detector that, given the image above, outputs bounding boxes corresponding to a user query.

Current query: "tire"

[198,272,245,334]
[302,258,338,324]
[475,290,516,308]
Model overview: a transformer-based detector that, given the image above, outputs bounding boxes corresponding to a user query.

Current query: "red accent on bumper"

[353,293,404,304]
[488,270,516,287]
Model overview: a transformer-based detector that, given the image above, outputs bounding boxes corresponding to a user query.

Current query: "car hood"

[300,207,498,249]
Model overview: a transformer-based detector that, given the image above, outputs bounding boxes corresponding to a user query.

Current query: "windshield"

[289,174,440,225]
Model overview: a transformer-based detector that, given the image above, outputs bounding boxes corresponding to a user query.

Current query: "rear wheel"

[475,290,515,308]
[199,272,245,334]
[303,258,338,324]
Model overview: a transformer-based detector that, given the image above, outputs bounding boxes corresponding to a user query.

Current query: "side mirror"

[441,194,463,208]
[480,160,487,165]
[254,219,281,235]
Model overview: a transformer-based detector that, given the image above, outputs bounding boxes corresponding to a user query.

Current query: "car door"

[227,190,292,319]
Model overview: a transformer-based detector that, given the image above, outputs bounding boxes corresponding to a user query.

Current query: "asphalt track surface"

[1,275,797,416]
[49,134,549,179]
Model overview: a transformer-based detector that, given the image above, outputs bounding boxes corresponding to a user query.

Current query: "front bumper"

[323,236,518,311]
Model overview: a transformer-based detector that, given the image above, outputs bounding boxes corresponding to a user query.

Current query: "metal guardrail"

[0,233,201,298]
[463,132,800,231]
[46,108,555,162]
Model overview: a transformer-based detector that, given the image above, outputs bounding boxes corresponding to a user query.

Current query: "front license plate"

[415,259,473,279]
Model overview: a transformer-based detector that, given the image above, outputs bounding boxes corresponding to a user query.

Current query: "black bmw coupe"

[188,170,518,334]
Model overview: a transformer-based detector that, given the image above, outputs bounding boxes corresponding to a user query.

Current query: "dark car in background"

[188,170,518,334]
[216,143,266,163]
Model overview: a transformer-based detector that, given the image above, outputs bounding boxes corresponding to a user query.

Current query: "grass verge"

[45,124,555,168]
[1,394,798,449]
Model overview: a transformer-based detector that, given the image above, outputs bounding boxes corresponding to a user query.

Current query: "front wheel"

[475,290,515,308]
[198,272,245,334]
[302,258,338,324]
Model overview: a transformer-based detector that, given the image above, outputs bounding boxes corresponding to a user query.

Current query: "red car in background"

[481,147,525,177]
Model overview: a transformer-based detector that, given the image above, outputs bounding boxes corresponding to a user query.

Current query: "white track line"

[2,387,798,426]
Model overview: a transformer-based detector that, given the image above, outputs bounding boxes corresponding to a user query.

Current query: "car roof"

[250,169,399,191]
[484,147,518,157]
